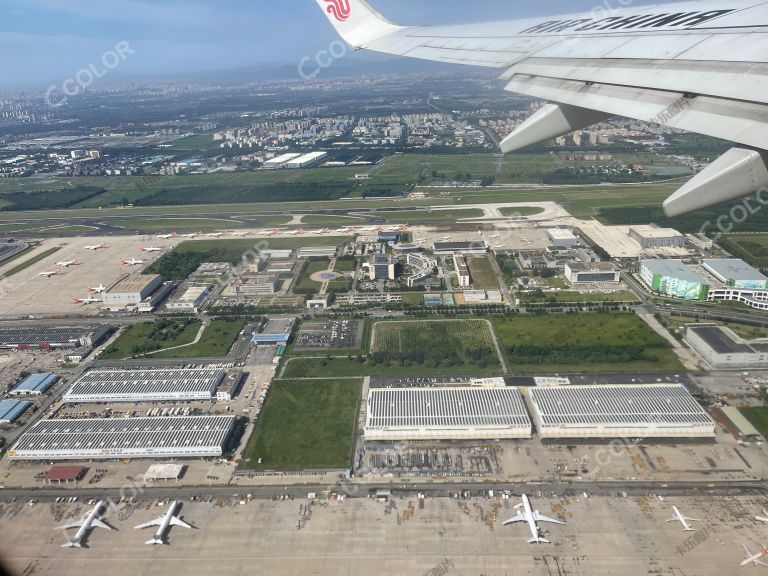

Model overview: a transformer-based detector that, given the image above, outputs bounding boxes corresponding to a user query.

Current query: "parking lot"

[294,320,363,351]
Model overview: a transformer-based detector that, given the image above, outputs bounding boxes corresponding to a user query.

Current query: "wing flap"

[503,74,768,150]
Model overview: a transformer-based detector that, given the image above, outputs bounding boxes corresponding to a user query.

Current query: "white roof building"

[8,416,236,460]
[63,369,225,403]
[527,384,714,439]
[365,387,532,440]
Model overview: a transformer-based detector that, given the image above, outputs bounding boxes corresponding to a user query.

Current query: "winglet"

[314,0,402,47]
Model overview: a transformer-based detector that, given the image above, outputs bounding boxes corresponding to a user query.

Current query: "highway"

[1,479,765,502]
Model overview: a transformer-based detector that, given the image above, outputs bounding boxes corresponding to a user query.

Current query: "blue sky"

[1,0,678,87]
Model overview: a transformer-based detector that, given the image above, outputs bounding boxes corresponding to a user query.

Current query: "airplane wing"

[501,514,527,526]
[57,520,84,530]
[170,517,192,529]
[134,516,164,530]
[315,0,768,216]
[533,512,566,525]
[91,518,112,530]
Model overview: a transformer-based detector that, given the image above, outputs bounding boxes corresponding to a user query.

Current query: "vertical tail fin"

[314,0,402,47]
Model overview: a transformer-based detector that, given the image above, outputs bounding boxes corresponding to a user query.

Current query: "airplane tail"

[527,536,550,544]
[145,538,164,546]
[61,540,81,548]
[313,0,401,48]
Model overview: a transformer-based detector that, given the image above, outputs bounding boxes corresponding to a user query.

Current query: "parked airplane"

[389,224,409,231]
[86,284,107,294]
[84,243,107,251]
[157,232,177,240]
[58,500,112,548]
[742,544,768,567]
[363,225,383,232]
[666,506,700,532]
[502,494,565,544]
[180,231,203,238]
[38,267,63,278]
[56,259,80,268]
[134,501,193,545]
[140,246,164,253]
[71,295,101,305]
[287,228,305,236]
[121,258,146,266]
[336,226,357,233]
[205,231,229,238]
[230,230,253,237]
[312,227,330,235]
[317,0,768,217]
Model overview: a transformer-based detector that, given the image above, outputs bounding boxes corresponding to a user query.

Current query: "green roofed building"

[639,260,709,301]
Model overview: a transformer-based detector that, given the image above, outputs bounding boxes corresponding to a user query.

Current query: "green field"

[520,290,639,303]
[294,259,351,294]
[741,407,768,440]
[720,235,768,270]
[282,356,503,378]
[466,257,499,289]
[373,209,483,222]
[498,207,546,217]
[492,313,683,374]
[2,247,61,277]
[242,378,362,470]
[152,320,245,358]
[100,319,201,360]
[371,319,500,371]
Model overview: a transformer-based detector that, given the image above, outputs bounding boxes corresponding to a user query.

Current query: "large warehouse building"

[703,259,768,289]
[565,262,620,284]
[639,260,710,300]
[102,274,163,309]
[10,373,58,396]
[0,399,31,424]
[527,384,715,439]
[684,324,768,369]
[365,387,532,440]
[7,416,236,460]
[63,368,225,403]
[0,325,111,350]
[629,226,686,249]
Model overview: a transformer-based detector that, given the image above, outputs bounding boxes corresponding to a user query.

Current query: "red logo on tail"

[324,0,351,22]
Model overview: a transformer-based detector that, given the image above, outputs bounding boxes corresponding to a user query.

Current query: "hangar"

[365,387,532,441]
[7,416,236,460]
[0,399,31,424]
[63,368,225,403]
[527,384,715,439]
[10,373,58,396]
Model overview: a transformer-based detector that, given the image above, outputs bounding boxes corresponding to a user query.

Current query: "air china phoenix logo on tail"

[324,0,351,22]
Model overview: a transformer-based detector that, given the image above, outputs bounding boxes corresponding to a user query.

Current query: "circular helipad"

[311,270,339,281]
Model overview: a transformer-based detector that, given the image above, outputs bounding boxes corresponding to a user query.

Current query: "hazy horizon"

[1,0,681,89]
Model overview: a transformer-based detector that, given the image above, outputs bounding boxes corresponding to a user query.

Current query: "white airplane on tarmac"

[180,231,203,239]
[742,543,768,567]
[316,0,768,217]
[287,228,305,236]
[56,259,80,268]
[205,231,229,238]
[38,267,63,278]
[71,295,101,305]
[312,227,330,235]
[502,494,565,544]
[140,246,164,253]
[157,232,177,240]
[84,242,107,251]
[121,258,146,267]
[666,506,701,532]
[230,230,253,237]
[135,501,193,545]
[86,284,107,294]
[58,500,113,548]
[336,226,357,233]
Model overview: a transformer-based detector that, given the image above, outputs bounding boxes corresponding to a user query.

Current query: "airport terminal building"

[365,387,532,441]
[7,416,237,460]
[527,384,715,439]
